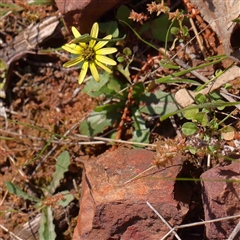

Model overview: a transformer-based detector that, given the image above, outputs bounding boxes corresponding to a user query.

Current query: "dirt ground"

[0,3,100,239]
[0,1,240,240]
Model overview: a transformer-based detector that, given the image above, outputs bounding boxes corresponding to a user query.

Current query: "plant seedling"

[5,151,74,240]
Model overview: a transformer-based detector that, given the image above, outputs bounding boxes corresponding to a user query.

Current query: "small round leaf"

[182,122,198,136]
[194,112,208,126]
[183,105,199,120]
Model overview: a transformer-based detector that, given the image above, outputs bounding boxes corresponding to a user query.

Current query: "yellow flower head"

[62,23,118,84]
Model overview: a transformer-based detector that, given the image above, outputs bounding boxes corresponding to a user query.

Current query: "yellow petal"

[95,60,112,73]
[78,42,87,48]
[78,61,89,84]
[89,22,99,48]
[71,27,87,48]
[63,56,84,68]
[95,55,117,65]
[94,35,112,50]
[89,62,100,82]
[72,26,81,38]
[62,44,83,54]
[96,47,118,55]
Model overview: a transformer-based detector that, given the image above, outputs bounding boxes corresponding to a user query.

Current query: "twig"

[161,214,240,240]
[0,129,157,147]
[228,219,240,240]
[146,201,182,240]
[74,134,156,147]
[0,224,23,240]
[189,17,206,58]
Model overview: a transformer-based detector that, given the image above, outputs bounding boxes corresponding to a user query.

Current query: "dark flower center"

[81,46,95,61]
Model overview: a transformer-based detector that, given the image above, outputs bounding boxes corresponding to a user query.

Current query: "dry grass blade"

[0,224,23,240]
[227,220,240,240]
[146,201,182,240]
[161,214,240,240]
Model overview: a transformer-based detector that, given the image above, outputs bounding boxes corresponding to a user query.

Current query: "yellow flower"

[62,22,118,84]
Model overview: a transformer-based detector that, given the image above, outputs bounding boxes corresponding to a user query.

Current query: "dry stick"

[189,17,207,59]
[228,219,240,240]
[0,224,23,240]
[146,201,182,240]
[0,129,156,147]
[74,136,156,147]
[161,214,240,240]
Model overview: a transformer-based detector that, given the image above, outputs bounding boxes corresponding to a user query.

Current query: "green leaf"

[117,56,125,62]
[132,129,150,147]
[140,90,179,116]
[117,5,132,25]
[99,21,119,38]
[94,102,123,112]
[80,109,121,136]
[224,83,232,89]
[56,191,74,207]
[170,27,179,35]
[5,181,40,203]
[188,145,197,154]
[181,25,189,37]
[183,105,199,120]
[107,76,126,96]
[182,122,198,136]
[147,15,173,41]
[39,206,56,240]
[232,18,240,22]
[28,0,52,5]
[209,92,222,100]
[195,93,207,104]
[194,112,208,126]
[209,119,219,130]
[123,47,132,56]
[132,82,145,100]
[215,100,225,110]
[117,63,131,82]
[131,108,150,146]
[48,151,70,195]
[160,59,180,69]
[82,71,110,97]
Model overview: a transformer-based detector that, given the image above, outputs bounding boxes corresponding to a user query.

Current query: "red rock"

[55,0,130,33]
[72,148,191,240]
[201,160,240,239]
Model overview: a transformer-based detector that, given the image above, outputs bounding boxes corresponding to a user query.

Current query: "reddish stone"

[55,0,130,33]
[201,160,240,239]
[72,148,191,240]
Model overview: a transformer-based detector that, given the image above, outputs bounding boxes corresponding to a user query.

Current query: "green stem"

[164,20,176,59]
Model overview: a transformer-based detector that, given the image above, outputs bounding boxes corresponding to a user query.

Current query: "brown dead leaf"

[175,66,240,107]
[191,0,240,62]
